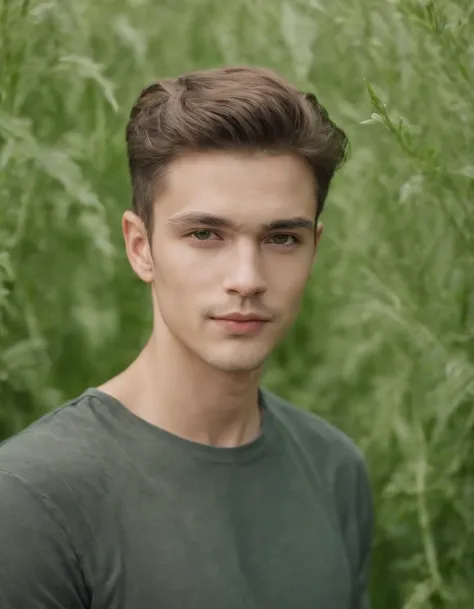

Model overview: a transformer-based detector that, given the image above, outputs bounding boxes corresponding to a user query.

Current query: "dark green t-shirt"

[0,387,373,608]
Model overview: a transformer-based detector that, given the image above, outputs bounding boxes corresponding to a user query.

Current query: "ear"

[122,210,154,283]
[313,222,324,262]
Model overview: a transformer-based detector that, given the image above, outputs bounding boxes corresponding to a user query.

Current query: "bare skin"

[98,151,323,448]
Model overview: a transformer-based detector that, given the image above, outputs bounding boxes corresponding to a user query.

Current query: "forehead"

[155,151,317,222]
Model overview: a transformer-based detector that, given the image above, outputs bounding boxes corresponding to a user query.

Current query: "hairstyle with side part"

[126,66,349,238]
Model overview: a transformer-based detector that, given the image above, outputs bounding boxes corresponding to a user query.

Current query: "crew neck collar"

[83,387,278,464]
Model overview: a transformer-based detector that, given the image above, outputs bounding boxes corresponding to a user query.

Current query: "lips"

[211,314,270,335]
[213,313,271,322]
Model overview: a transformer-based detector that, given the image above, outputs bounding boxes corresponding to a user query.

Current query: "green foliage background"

[1,0,473,607]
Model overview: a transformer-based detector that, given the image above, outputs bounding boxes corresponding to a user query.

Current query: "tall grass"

[1,0,473,606]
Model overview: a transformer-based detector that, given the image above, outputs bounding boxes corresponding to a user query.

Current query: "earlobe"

[122,210,154,283]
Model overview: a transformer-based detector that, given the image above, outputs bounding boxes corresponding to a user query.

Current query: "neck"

[102,328,265,448]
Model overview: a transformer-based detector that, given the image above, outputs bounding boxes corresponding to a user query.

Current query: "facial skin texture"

[103,151,323,447]
[133,151,321,370]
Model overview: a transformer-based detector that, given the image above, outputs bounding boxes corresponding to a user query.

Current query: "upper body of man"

[0,65,373,608]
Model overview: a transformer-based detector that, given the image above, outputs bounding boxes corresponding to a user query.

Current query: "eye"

[268,234,300,246]
[189,229,219,241]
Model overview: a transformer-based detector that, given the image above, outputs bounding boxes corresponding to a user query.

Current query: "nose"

[223,243,267,298]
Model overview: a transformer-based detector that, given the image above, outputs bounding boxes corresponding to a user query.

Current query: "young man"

[0,66,373,608]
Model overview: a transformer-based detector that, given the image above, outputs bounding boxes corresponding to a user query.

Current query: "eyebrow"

[167,212,314,232]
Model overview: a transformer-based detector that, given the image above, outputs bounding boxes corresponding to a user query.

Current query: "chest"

[89,464,353,609]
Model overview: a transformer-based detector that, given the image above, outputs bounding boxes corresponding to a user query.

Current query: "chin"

[217,362,264,374]
[203,350,268,374]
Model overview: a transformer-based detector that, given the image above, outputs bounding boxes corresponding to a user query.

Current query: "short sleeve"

[0,469,90,608]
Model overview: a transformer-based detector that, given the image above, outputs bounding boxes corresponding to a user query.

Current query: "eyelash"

[187,230,302,246]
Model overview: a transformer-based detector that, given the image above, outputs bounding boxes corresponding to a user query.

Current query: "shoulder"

[0,394,99,605]
[0,390,107,504]
[263,388,374,561]
[262,387,366,468]
[262,387,372,517]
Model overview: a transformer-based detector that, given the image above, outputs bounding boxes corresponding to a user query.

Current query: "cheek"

[153,248,216,308]
[282,278,310,308]
[164,245,226,290]
[273,255,313,293]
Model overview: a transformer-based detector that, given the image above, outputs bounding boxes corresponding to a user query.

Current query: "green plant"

[1,0,472,606]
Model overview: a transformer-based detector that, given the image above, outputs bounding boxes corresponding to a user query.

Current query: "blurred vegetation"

[1,0,473,607]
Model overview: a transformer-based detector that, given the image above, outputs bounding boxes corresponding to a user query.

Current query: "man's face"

[132,151,323,373]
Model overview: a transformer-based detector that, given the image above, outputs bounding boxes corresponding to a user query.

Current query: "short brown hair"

[126,66,348,236]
